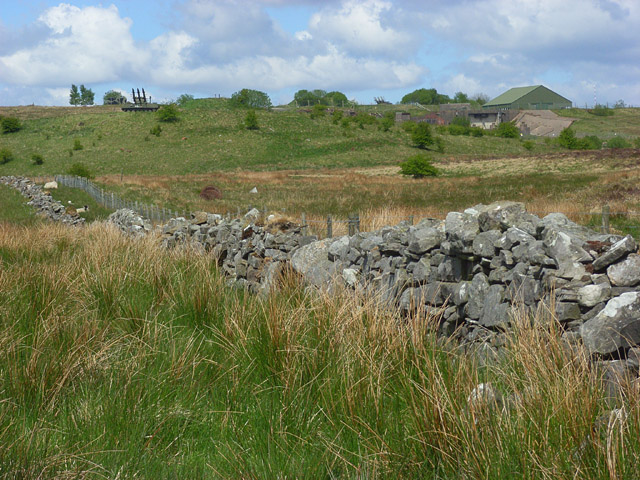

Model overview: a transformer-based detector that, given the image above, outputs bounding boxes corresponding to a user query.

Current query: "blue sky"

[0,0,638,107]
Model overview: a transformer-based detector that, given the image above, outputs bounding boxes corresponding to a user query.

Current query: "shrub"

[434,137,445,153]
[402,121,416,133]
[67,162,93,179]
[606,136,631,149]
[156,103,180,123]
[495,122,520,138]
[591,104,614,116]
[177,94,195,106]
[470,127,484,137]
[0,147,15,164]
[310,104,327,119]
[245,110,259,130]
[73,138,83,151]
[400,154,439,178]
[1,117,22,133]
[435,125,447,135]
[558,128,577,149]
[31,153,44,165]
[580,135,602,150]
[411,122,434,149]
[522,140,534,151]
[149,124,162,137]
[354,113,376,129]
[379,116,394,132]
[448,124,469,136]
[332,110,344,125]
[340,117,351,129]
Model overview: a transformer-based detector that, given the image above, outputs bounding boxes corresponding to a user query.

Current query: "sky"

[0,0,639,107]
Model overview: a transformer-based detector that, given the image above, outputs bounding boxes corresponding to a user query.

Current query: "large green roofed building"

[483,85,572,110]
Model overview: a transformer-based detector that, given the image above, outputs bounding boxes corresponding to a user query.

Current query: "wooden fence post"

[602,204,610,234]
[327,215,333,238]
[301,212,307,235]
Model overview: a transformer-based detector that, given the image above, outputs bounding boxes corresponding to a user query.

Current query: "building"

[483,85,572,111]
[468,109,519,129]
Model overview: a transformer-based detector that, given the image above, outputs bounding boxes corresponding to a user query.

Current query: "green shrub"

[310,104,327,120]
[411,122,434,149]
[579,135,602,150]
[31,153,44,165]
[495,122,520,138]
[522,140,534,151]
[400,154,439,178]
[229,89,271,109]
[67,162,93,179]
[591,104,614,116]
[354,113,376,129]
[558,128,577,149]
[176,94,195,106]
[470,127,484,137]
[448,124,470,136]
[73,138,83,151]
[332,110,344,125]
[434,137,445,153]
[156,103,180,123]
[245,110,259,130]
[450,116,470,128]
[1,117,22,134]
[379,113,394,132]
[149,124,162,137]
[606,136,631,149]
[402,121,416,133]
[0,147,15,164]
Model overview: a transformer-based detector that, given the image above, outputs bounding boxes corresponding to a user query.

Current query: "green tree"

[69,84,81,106]
[230,89,271,109]
[67,162,93,179]
[244,110,259,130]
[103,90,126,105]
[401,88,450,105]
[411,122,434,149]
[79,85,95,106]
[471,93,489,106]
[558,127,578,148]
[323,91,348,106]
[400,154,439,178]
[1,117,22,133]
[177,94,195,106]
[453,91,469,103]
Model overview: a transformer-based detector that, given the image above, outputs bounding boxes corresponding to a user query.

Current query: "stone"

[290,238,339,288]
[555,302,581,322]
[578,283,611,308]
[477,201,527,232]
[479,285,510,328]
[592,235,638,271]
[580,292,640,355]
[445,211,480,254]
[467,382,503,410]
[408,225,444,255]
[328,236,350,262]
[437,256,463,282]
[465,273,490,320]
[507,274,542,306]
[544,230,593,266]
[472,230,501,258]
[342,268,359,288]
[607,254,640,287]
[496,227,535,250]
[411,258,432,284]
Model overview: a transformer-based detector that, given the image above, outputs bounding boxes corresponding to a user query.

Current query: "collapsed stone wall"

[0,176,85,226]
[145,201,640,361]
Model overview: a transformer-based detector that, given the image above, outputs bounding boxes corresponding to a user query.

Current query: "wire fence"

[51,175,640,240]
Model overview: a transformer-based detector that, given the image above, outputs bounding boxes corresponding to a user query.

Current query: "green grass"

[4,101,636,178]
[48,185,114,222]
[0,222,638,478]
[557,107,640,139]
[0,184,42,225]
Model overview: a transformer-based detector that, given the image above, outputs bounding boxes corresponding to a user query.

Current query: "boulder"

[607,253,640,287]
[477,201,527,232]
[593,235,637,271]
[290,238,338,287]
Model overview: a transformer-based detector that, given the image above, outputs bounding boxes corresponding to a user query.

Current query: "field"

[1,222,639,478]
[2,101,640,477]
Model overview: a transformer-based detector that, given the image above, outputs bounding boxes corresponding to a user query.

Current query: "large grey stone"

[607,253,640,287]
[578,283,611,308]
[472,230,501,258]
[445,211,480,254]
[408,226,444,255]
[477,201,527,232]
[593,235,637,271]
[580,292,640,355]
[544,230,593,265]
[479,285,510,327]
[291,238,339,287]
[327,236,350,262]
[465,273,490,320]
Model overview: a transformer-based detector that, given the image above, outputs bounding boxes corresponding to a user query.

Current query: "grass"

[0,184,42,226]
[0,221,638,478]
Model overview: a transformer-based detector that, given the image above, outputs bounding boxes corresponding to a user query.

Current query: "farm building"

[483,85,572,110]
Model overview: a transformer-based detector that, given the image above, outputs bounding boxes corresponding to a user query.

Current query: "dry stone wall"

[0,176,85,225]
[142,201,640,361]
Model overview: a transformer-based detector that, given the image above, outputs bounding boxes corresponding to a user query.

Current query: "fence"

[52,175,640,240]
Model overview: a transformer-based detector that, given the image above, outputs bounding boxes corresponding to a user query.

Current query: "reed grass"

[0,221,639,478]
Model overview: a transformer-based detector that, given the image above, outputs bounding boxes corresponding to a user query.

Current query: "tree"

[1,117,22,133]
[79,85,95,106]
[411,122,434,149]
[401,88,450,105]
[495,121,520,138]
[471,93,489,106]
[558,127,578,149]
[453,91,469,103]
[103,90,126,105]
[230,89,271,109]
[177,94,195,106]
[69,84,81,106]
[323,91,348,106]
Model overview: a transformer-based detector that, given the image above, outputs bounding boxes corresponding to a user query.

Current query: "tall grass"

[0,222,639,478]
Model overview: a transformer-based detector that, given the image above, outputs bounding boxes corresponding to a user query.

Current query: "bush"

[435,125,447,135]
[177,94,195,106]
[522,140,534,151]
[310,104,327,120]
[332,110,344,125]
[156,103,180,122]
[591,104,614,116]
[230,89,271,109]
[1,117,22,134]
[244,110,259,130]
[73,138,84,151]
[434,137,445,153]
[411,122,434,149]
[400,154,439,178]
[0,147,15,164]
[579,135,603,150]
[448,124,470,136]
[402,121,416,133]
[379,115,394,132]
[558,128,577,149]
[67,162,93,179]
[606,136,631,149]
[149,124,162,137]
[470,127,484,137]
[31,153,44,165]
[354,113,377,129]
[495,122,520,138]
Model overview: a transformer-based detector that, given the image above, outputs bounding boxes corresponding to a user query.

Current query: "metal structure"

[121,88,159,112]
